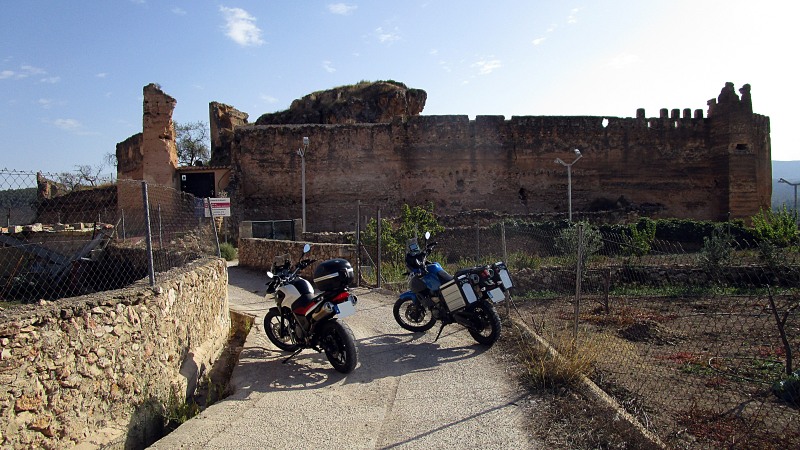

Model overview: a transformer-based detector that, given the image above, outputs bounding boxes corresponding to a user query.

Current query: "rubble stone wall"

[0,257,230,449]
[238,238,356,274]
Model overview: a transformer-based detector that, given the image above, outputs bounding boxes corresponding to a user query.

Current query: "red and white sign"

[203,198,231,217]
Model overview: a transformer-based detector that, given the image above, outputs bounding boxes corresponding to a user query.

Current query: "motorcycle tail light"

[331,291,351,304]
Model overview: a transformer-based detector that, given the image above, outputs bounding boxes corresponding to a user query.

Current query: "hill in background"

[772,160,800,209]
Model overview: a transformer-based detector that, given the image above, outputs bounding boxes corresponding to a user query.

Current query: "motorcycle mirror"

[424,231,431,240]
[303,243,311,254]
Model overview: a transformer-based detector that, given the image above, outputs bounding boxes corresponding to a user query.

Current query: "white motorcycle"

[263,244,359,373]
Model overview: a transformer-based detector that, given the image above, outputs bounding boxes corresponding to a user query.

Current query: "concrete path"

[149,263,538,449]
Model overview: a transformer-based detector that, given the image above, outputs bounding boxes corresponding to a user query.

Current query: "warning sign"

[202,198,231,217]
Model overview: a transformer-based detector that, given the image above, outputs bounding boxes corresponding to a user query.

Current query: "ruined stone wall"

[0,257,230,449]
[209,102,249,167]
[227,84,770,232]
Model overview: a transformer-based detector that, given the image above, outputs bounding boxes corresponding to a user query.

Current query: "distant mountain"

[772,160,800,209]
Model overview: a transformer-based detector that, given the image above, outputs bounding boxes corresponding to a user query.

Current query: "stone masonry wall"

[0,257,230,449]
[226,83,770,233]
[238,238,356,275]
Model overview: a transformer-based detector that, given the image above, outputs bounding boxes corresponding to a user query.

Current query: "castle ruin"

[117,81,772,233]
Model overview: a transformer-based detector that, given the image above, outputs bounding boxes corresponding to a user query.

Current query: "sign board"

[202,198,231,217]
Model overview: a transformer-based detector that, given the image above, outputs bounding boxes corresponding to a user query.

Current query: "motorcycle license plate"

[487,287,505,303]
[334,296,356,318]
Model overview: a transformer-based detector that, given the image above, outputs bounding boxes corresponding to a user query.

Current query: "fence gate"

[355,201,386,288]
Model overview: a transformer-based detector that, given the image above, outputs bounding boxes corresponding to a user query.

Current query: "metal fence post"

[476,224,480,262]
[376,206,382,289]
[356,200,361,287]
[206,197,221,258]
[574,222,584,343]
[141,182,155,287]
[501,221,508,263]
[157,203,163,249]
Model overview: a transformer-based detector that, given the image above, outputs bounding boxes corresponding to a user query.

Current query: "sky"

[1,1,798,177]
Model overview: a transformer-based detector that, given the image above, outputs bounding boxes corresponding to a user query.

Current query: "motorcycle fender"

[399,290,418,303]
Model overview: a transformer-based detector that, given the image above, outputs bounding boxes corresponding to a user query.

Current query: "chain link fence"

[0,169,220,305]
[363,219,800,449]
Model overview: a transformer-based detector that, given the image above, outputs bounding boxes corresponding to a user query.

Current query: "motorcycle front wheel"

[319,320,358,374]
[393,297,436,332]
[264,309,301,352]
[466,300,502,347]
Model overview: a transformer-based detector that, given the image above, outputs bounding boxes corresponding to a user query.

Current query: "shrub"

[219,242,237,261]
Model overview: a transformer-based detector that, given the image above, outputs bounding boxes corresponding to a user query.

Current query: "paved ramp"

[149,264,537,449]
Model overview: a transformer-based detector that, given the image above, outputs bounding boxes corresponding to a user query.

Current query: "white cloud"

[96,72,107,78]
[1,65,53,80]
[567,8,580,24]
[322,61,336,73]
[38,98,53,109]
[429,49,438,55]
[53,118,81,131]
[220,6,264,47]
[532,37,546,46]
[472,58,502,75]
[375,27,400,44]
[172,7,187,16]
[328,3,357,15]
[260,94,278,103]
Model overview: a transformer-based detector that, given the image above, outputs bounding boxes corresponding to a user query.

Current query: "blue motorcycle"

[393,233,512,347]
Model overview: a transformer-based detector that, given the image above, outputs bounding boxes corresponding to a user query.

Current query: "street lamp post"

[554,148,583,222]
[779,177,799,216]
[298,137,309,233]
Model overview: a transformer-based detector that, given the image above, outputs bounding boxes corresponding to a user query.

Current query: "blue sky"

[1,1,797,176]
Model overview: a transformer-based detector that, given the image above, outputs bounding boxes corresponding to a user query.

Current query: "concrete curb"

[509,317,667,449]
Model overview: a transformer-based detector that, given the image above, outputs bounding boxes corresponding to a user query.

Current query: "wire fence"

[362,220,800,449]
[0,169,220,304]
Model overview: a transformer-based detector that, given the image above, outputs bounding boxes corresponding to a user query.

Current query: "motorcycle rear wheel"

[319,320,358,374]
[466,300,502,347]
[264,309,301,351]
[393,297,436,332]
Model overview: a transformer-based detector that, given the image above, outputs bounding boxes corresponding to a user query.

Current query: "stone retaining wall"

[238,238,356,273]
[0,257,230,449]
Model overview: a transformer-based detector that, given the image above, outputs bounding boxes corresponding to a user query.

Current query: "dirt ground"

[492,294,800,450]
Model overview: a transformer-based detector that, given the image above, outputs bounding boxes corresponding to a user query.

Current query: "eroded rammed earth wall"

[227,83,771,232]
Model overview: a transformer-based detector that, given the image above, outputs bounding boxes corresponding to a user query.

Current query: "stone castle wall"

[226,83,770,232]
[0,257,230,449]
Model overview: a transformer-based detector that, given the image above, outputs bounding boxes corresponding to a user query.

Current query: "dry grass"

[492,317,659,449]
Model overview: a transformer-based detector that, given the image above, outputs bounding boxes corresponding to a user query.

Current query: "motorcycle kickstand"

[282,347,304,364]
[433,322,446,342]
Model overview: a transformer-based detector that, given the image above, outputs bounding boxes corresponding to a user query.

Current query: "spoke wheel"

[393,297,436,332]
[264,309,301,351]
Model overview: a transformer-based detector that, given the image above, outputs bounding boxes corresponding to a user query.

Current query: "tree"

[55,164,112,192]
[175,121,210,166]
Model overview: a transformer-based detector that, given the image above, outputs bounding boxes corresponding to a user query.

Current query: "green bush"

[219,242,237,261]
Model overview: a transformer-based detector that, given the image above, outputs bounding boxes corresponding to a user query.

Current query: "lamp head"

[302,136,309,147]
[779,178,788,184]
[574,148,581,156]
[554,158,565,165]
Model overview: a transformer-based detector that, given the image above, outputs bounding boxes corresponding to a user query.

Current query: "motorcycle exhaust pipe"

[312,302,335,321]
